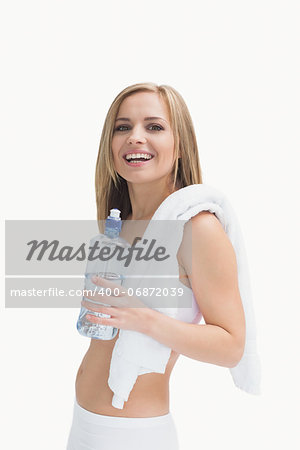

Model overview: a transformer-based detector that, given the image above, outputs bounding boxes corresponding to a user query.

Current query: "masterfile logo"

[5,219,193,308]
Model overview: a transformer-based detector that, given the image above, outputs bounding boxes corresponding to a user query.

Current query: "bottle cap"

[109,208,121,219]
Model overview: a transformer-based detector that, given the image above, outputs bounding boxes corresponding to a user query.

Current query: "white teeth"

[125,153,153,160]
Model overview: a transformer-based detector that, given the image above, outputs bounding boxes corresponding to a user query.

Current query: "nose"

[127,126,147,145]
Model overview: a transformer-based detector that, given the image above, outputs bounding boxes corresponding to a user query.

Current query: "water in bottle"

[76,208,128,340]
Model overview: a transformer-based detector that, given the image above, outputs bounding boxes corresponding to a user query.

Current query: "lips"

[122,150,154,159]
[121,148,155,168]
[123,157,154,167]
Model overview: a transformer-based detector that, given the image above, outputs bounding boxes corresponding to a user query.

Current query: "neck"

[127,179,178,220]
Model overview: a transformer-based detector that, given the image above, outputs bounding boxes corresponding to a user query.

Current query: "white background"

[1,1,299,449]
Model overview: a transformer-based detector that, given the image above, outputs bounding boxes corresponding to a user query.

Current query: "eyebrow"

[115,116,168,123]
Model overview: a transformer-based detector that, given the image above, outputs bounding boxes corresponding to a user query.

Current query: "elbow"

[228,338,245,368]
[227,319,246,368]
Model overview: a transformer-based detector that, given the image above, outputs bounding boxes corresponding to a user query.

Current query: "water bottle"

[76,208,127,340]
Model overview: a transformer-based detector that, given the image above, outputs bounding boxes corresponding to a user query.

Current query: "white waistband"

[74,399,173,428]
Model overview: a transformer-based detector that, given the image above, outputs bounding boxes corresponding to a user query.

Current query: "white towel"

[98,184,261,408]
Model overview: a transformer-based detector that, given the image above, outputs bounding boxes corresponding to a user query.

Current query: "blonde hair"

[95,82,203,231]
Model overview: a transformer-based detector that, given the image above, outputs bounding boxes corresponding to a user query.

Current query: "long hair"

[95,82,203,231]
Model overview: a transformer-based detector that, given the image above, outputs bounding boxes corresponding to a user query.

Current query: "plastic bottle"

[76,209,127,340]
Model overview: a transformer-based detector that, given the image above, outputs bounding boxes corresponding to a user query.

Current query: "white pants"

[66,400,180,450]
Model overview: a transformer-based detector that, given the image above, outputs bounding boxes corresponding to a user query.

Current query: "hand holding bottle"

[81,274,152,334]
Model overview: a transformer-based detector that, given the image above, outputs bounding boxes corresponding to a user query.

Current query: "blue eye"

[114,124,163,132]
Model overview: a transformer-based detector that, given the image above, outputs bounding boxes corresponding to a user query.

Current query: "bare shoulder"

[179,210,237,280]
[177,211,226,266]
[187,210,224,234]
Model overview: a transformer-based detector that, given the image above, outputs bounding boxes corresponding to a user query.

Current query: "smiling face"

[111,92,177,186]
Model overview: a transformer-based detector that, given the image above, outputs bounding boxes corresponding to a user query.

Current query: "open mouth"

[123,154,154,166]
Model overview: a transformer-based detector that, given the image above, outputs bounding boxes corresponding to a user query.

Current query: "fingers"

[83,292,120,307]
[91,275,123,295]
[84,276,148,309]
[85,275,125,306]
[83,291,128,308]
[81,299,112,314]
[85,313,118,327]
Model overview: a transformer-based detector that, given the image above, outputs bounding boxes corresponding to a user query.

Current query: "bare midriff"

[75,333,180,417]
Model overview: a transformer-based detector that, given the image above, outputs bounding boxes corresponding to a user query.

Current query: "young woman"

[67,82,246,449]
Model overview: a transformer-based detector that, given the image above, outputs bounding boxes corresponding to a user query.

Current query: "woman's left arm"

[144,211,246,368]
